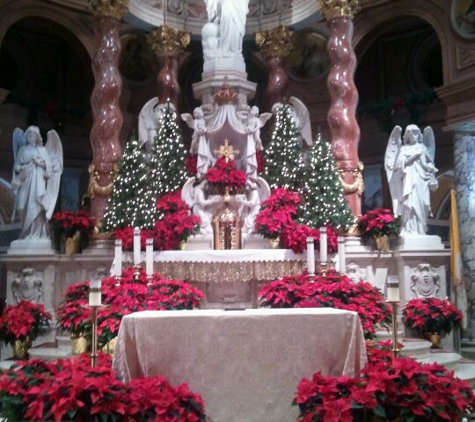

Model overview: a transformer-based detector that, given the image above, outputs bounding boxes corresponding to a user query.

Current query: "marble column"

[451,122,475,337]
[318,0,363,216]
[88,0,129,226]
[147,25,190,107]
[255,25,294,111]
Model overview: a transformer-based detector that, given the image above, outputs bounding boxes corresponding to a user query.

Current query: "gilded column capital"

[317,0,361,20]
[254,25,295,58]
[89,0,129,19]
[147,25,190,58]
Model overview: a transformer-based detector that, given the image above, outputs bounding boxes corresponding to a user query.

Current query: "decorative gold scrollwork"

[316,0,361,20]
[254,25,295,58]
[89,0,129,19]
[87,163,119,198]
[338,161,364,196]
[147,25,190,58]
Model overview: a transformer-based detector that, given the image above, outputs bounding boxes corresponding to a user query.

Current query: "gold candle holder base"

[133,265,141,281]
[317,261,334,277]
[386,300,400,361]
[146,274,153,286]
[114,275,122,287]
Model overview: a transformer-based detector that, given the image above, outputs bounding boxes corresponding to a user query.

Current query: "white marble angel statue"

[233,180,261,234]
[181,107,212,180]
[138,97,168,153]
[246,106,272,151]
[384,124,438,235]
[11,126,63,239]
[271,97,313,148]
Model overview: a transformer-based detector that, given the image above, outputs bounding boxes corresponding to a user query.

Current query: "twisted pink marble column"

[90,17,123,221]
[265,56,289,109]
[157,56,180,105]
[327,16,361,216]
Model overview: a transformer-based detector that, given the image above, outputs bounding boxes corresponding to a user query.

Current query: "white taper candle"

[133,227,141,265]
[114,239,122,277]
[338,236,346,273]
[319,227,327,262]
[306,237,315,275]
[146,238,154,276]
[89,277,102,307]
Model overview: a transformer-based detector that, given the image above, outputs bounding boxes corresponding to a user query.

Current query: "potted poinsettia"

[357,208,400,251]
[51,210,95,254]
[0,300,52,359]
[205,156,247,194]
[402,297,463,347]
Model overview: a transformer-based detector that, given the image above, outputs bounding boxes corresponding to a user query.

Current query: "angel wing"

[43,130,63,220]
[12,128,27,162]
[256,176,271,202]
[289,96,313,147]
[181,113,195,130]
[258,112,272,128]
[138,97,159,146]
[181,177,196,209]
[384,125,402,214]
[423,126,435,163]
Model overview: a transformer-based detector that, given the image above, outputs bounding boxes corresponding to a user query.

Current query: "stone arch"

[0,1,95,59]
[353,1,449,84]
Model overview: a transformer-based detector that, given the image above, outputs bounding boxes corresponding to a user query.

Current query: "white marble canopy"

[126,0,322,34]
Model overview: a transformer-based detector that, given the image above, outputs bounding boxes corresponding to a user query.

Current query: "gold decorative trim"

[316,0,361,20]
[338,161,364,196]
[147,25,190,58]
[255,25,295,58]
[87,163,119,198]
[89,0,129,19]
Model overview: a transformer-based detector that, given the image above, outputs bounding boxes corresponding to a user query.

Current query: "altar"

[113,308,367,422]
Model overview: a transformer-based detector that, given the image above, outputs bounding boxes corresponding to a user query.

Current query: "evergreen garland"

[264,104,303,190]
[150,101,187,200]
[103,129,157,231]
[300,132,355,230]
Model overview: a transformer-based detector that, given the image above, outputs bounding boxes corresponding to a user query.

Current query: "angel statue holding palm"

[11,126,63,240]
[384,124,438,235]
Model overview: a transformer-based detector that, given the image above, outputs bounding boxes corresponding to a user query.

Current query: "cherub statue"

[11,126,63,239]
[246,106,272,151]
[384,124,438,235]
[233,180,261,234]
[181,107,211,180]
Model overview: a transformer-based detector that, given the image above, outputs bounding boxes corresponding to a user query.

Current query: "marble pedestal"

[8,238,55,255]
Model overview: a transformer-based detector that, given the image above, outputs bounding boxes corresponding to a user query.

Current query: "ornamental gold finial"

[147,25,190,58]
[214,139,239,163]
[255,25,295,58]
[316,0,361,20]
[89,0,129,19]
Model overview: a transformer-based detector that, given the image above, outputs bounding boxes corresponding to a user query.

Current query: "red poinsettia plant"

[295,343,475,422]
[358,208,400,239]
[57,266,204,347]
[281,222,338,254]
[259,271,391,339]
[205,156,247,194]
[0,301,51,345]
[51,211,95,239]
[402,297,463,335]
[0,354,207,422]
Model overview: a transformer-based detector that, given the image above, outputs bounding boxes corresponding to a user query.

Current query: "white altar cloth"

[113,308,367,422]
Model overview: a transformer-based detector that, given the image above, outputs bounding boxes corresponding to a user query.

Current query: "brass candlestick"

[90,304,100,367]
[114,275,122,287]
[133,264,141,282]
[317,261,334,277]
[387,300,401,360]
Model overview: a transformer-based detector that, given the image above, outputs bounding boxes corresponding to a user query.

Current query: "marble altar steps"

[376,330,475,388]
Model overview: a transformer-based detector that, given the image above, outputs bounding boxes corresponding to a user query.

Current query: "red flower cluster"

[205,157,247,194]
[402,297,463,334]
[57,266,204,346]
[0,301,51,345]
[0,354,207,422]
[51,211,95,238]
[186,154,198,176]
[295,353,475,422]
[255,188,302,240]
[281,223,338,254]
[358,208,400,239]
[113,192,200,251]
[258,272,390,339]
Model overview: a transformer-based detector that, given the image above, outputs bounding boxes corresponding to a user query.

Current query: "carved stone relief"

[345,262,365,284]
[12,268,44,304]
[410,262,441,299]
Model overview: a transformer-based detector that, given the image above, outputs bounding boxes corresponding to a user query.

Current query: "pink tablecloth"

[113,308,367,422]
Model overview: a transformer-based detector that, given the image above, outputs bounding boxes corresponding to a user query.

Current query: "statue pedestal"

[398,234,445,251]
[8,239,55,255]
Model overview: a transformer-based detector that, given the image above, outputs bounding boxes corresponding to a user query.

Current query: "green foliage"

[103,128,156,230]
[264,104,303,190]
[299,132,355,230]
[150,101,187,199]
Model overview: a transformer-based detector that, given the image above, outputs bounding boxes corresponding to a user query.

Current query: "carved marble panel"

[12,268,43,304]
[410,262,441,299]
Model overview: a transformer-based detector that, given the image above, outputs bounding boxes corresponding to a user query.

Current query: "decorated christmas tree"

[103,128,156,230]
[264,103,302,190]
[300,131,355,230]
[150,101,187,199]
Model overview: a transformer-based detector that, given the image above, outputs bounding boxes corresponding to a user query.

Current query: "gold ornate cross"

[214,139,239,162]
